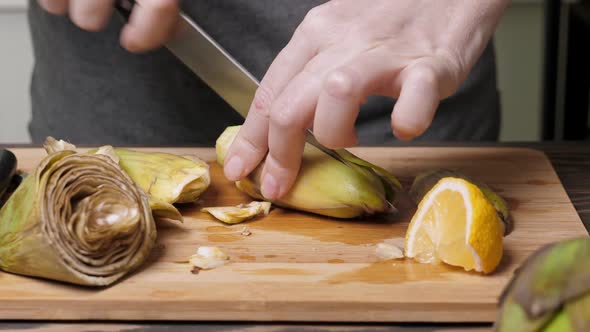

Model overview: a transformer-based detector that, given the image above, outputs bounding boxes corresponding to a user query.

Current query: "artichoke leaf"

[495,238,590,331]
[102,148,211,205]
[43,137,76,154]
[149,197,184,223]
[201,201,271,224]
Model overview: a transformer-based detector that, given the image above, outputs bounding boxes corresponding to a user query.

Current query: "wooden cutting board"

[0,147,587,323]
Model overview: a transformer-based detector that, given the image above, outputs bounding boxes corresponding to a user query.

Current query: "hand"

[223,0,510,200]
[37,0,180,52]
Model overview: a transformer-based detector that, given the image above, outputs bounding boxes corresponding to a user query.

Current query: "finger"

[223,28,318,182]
[69,0,114,31]
[260,72,321,200]
[38,0,69,15]
[391,64,441,140]
[314,50,402,148]
[119,0,179,52]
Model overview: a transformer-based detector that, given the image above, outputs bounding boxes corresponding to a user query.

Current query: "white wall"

[494,4,544,141]
[0,6,33,144]
[0,1,548,144]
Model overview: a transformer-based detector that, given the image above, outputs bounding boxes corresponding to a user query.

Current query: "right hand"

[223,0,509,201]
[37,0,180,53]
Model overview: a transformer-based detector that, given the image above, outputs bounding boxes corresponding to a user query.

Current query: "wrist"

[443,1,510,82]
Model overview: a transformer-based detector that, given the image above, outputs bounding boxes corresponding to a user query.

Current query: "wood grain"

[542,145,590,229]
[0,146,587,324]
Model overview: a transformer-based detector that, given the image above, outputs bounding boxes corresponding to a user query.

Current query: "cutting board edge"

[0,300,499,323]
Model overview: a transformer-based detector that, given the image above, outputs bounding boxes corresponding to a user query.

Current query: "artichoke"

[47,137,211,223]
[495,237,590,331]
[0,148,156,286]
[215,126,402,219]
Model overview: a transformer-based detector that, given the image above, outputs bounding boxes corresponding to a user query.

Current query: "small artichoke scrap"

[494,237,590,332]
[216,126,402,219]
[189,246,230,270]
[0,147,156,286]
[409,169,512,236]
[201,201,271,224]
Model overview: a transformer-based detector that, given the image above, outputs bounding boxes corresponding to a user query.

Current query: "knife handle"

[0,149,17,200]
[114,0,136,21]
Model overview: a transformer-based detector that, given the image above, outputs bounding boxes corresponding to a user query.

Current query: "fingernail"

[261,173,280,200]
[392,128,413,141]
[224,156,245,180]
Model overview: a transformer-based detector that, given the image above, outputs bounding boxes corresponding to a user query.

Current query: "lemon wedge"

[404,177,504,274]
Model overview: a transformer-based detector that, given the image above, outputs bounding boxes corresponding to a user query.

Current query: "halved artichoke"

[216,126,402,218]
[0,147,156,286]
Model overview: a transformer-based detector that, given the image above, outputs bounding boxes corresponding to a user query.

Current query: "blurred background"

[0,0,589,144]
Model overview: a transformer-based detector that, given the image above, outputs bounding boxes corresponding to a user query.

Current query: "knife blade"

[114,0,346,161]
[116,0,257,118]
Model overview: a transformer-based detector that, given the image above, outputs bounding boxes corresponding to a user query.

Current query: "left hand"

[37,0,180,53]
[222,0,510,200]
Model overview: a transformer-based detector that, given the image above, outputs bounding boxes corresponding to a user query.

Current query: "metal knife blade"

[115,0,257,118]
[114,1,346,160]
[161,13,260,118]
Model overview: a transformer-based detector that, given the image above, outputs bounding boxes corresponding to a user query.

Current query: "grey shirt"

[27,0,500,146]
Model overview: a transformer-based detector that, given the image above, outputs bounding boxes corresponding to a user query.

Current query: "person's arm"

[37,0,179,52]
[224,0,511,200]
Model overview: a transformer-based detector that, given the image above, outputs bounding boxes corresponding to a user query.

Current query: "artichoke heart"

[215,126,402,219]
[0,148,156,286]
[495,238,590,332]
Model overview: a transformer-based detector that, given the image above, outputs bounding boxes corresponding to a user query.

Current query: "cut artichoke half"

[0,148,156,286]
[215,126,402,219]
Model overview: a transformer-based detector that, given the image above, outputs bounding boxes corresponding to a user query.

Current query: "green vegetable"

[495,237,590,331]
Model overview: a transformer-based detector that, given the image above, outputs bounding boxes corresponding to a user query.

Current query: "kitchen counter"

[0,141,588,332]
[2,0,579,10]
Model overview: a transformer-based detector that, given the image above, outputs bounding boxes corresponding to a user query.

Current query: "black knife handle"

[114,0,136,21]
[0,149,17,200]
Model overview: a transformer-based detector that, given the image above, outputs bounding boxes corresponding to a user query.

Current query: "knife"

[114,0,346,161]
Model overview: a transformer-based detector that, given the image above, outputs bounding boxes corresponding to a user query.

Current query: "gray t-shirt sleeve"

[26,0,500,146]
